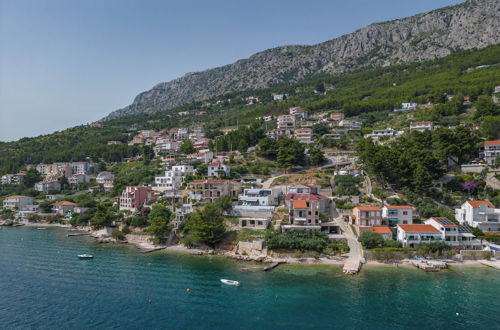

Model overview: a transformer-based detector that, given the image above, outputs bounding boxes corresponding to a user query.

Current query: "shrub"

[112,229,125,241]
[359,231,384,249]
[121,225,131,234]
[266,230,328,252]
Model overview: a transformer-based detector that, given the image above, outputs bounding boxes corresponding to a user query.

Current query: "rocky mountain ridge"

[103,0,500,120]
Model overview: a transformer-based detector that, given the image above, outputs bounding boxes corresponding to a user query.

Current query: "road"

[262,175,285,188]
[363,172,382,203]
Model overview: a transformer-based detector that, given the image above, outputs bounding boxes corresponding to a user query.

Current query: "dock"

[141,247,166,253]
[411,260,447,271]
[479,260,500,270]
[263,262,283,271]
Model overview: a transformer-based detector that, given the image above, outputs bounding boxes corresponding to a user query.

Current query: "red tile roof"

[484,140,500,146]
[6,195,28,199]
[372,226,393,234]
[53,201,76,206]
[355,206,381,211]
[399,224,440,233]
[292,200,308,209]
[410,121,433,125]
[386,205,414,209]
[466,200,494,208]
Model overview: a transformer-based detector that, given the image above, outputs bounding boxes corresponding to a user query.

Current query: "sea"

[0,227,498,329]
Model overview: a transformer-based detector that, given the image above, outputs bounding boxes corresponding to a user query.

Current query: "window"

[403,211,408,215]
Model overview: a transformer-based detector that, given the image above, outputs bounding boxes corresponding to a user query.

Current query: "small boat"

[78,254,94,259]
[37,228,47,230]
[220,279,240,286]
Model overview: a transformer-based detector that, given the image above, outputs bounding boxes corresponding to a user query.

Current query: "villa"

[52,201,77,216]
[424,217,481,250]
[350,206,383,233]
[119,186,154,211]
[382,205,414,226]
[396,224,441,247]
[455,200,500,233]
[3,195,34,211]
[208,161,230,177]
[187,179,241,203]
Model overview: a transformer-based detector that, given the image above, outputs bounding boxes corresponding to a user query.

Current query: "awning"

[388,218,399,222]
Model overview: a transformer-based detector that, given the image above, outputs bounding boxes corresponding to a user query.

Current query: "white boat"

[220,279,240,286]
[78,254,94,259]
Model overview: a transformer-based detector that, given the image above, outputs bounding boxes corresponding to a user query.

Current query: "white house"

[481,140,500,165]
[364,128,402,139]
[35,180,61,193]
[52,201,77,216]
[382,205,414,226]
[289,107,308,118]
[277,115,296,129]
[208,161,230,177]
[424,217,481,250]
[96,171,114,184]
[396,224,442,247]
[394,102,418,112]
[410,121,434,132]
[154,165,194,191]
[455,200,500,233]
[338,120,362,129]
[238,188,281,206]
[68,174,89,185]
[1,173,25,185]
[3,195,34,211]
[294,128,313,144]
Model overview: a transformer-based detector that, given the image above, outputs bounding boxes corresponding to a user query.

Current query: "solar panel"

[433,217,454,225]
[458,226,473,233]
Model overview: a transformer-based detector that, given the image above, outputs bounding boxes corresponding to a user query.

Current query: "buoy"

[456,312,459,316]
[186,288,191,294]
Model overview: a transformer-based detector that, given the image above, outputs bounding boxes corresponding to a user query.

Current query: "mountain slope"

[104,0,500,120]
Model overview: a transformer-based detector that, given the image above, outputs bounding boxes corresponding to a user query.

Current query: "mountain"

[103,0,499,120]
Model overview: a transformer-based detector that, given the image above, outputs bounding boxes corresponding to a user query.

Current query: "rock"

[103,0,500,121]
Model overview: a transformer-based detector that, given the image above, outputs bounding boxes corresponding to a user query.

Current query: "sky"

[0,0,465,142]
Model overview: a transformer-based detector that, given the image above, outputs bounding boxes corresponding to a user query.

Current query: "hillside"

[103,0,500,120]
[0,45,499,175]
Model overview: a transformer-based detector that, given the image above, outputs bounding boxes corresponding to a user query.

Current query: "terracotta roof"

[466,200,494,208]
[208,161,223,166]
[484,140,500,146]
[398,224,439,233]
[292,200,308,209]
[386,205,414,209]
[372,226,393,234]
[53,201,76,206]
[355,206,381,211]
[6,195,28,199]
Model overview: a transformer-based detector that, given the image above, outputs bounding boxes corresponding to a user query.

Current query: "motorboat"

[37,228,47,230]
[78,254,94,259]
[220,279,240,286]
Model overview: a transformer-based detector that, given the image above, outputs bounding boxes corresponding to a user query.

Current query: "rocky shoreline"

[2,222,491,269]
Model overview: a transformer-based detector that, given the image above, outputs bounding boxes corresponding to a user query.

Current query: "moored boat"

[78,254,94,259]
[220,279,240,286]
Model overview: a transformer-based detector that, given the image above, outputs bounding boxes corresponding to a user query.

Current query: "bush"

[372,248,404,262]
[359,231,384,249]
[112,229,125,241]
[383,239,402,248]
[121,225,131,234]
[325,241,350,255]
[266,230,328,252]
[416,242,452,256]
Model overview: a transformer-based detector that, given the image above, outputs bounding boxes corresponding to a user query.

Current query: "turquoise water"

[0,227,499,329]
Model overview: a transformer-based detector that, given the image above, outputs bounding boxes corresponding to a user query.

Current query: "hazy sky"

[0,0,464,142]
